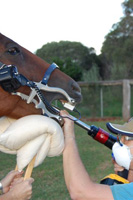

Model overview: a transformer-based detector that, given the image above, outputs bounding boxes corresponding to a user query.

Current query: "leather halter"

[0,62,59,92]
[41,63,58,85]
[0,61,58,85]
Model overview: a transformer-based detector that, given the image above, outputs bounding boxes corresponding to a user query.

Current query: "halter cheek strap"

[0,62,6,69]
[41,63,59,85]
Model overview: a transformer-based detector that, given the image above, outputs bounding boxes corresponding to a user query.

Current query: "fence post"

[122,79,130,121]
[100,87,103,117]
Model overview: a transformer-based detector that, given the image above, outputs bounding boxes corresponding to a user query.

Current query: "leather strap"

[41,63,58,85]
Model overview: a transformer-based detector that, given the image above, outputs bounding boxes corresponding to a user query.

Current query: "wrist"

[64,135,76,147]
[64,134,75,141]
[64,135,75,139]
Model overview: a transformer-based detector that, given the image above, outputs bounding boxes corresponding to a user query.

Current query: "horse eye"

[8,47,20,55]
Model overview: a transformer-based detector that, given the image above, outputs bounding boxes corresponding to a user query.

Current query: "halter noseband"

[42,63,58,85]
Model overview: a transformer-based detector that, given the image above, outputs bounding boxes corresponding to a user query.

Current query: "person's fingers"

[27,195,32,200]
[60,110,69,117]
[60,110,68,114]
[1,170,23,189]
[10,177,24,187]
[26,178,34,184]
[8,170,24,180]
[113,162,124,173]
[15,171,24,178]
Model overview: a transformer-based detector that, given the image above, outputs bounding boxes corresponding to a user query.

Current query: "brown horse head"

[0,33,82,118]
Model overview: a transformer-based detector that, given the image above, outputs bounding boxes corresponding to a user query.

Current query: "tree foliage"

[36,41,98,81]
[35,0,133,81]
[51,57,82,81]
[101,0,133,79]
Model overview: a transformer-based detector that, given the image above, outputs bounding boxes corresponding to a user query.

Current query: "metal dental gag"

[0,62,79,126]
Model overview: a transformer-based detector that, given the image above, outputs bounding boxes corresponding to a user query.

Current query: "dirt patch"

[81,117,121,122]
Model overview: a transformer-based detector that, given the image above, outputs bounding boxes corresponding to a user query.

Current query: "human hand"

[9,178,34,200]
[1,170,24,193]
[10,177,24,189]
[60,110,75,139]
[112,159,124,174]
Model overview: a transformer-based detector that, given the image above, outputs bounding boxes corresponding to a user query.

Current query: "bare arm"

[61,110,114,200]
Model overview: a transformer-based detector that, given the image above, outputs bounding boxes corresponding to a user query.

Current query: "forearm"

[63,137,93,199]
[63,137,114,200]
[61,110,113,199]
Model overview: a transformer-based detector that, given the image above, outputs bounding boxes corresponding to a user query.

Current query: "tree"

[52,57,82,81]
[36,41,99,81]
[101,0,133,79]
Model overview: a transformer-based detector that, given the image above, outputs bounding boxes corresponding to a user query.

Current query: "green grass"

[77,85,124,117]
[0,120,123,200]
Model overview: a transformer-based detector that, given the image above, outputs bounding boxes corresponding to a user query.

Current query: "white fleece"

[0,115,64,171]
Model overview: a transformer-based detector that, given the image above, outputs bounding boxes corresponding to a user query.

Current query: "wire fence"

[77,79,133,121]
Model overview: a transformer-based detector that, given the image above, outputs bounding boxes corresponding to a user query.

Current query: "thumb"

[1,170,23,190]
[9,170,23,180]
[3,170,23,182]
[26,178,34,184]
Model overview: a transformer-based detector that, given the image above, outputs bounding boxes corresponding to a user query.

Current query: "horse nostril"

[70,81,82,103]
[71,81,81,93]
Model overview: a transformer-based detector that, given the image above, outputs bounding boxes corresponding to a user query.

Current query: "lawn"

[0,119,123,200]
